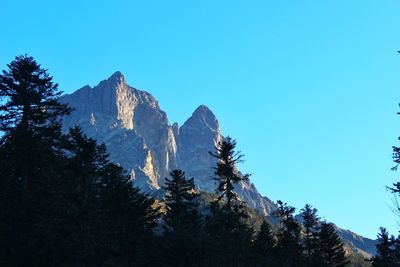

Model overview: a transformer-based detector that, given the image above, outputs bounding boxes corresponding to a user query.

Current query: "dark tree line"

[0,55,351,266]
[370,105,400,267]
[0,55,159,266]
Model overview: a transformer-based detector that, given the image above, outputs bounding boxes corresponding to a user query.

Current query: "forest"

[0,55,398,267]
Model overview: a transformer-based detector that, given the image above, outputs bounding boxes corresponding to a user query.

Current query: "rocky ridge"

[60,71,375,257]
[60,71,275,215]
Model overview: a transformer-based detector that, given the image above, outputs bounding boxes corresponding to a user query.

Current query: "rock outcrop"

[61,71,274,215]
[61,72,177,191]
[60,71,375,256]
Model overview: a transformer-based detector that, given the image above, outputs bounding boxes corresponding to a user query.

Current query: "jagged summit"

[59,73,376,257]
[183,105,219,134]
[193,104,212,115]
[106,71,125,86]
[94,71,126,93]
[109,70,124,79]
[192,105,216,121]
[60,73,274,215]
[60,73,176,191]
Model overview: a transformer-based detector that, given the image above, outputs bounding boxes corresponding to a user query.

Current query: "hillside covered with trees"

[0,55,381,266]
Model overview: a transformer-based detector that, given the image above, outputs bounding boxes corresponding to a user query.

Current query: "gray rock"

[61,72,273,214]
[61,71,177,191]
[60,71,375,258]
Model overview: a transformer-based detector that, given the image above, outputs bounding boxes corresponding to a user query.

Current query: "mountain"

[61,71,176,191]
[60,71,375,257]
[336,227,377,257]
[60,71,275,215]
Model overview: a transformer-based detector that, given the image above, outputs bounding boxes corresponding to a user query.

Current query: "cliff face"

[176,105,222,191]
[60,72,274,214]
[60,71,375,257]
[61,72,177,191]
[175,105,275,214]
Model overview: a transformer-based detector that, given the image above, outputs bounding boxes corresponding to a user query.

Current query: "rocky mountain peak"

[61,76,272,214]
[104,70,125,86]
[182,105,220,135]
[60,72,177,192]
[93,71,127,96]
[193,104,216,119]
[110,70,124,79]
[59,73,377,257]
[193,104,212,115]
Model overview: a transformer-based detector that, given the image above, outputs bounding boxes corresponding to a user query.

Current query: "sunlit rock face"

[174,105,276,214]
[60,72,275,214]
[176,105,222,191]
[61,71,177,191]
[60,72,376,257]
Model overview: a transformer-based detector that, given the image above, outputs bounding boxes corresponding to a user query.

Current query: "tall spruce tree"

[98,165,159,267]
[317,222,350,267]
[163,170,200,232]
[0,56,160,266]
[162,170,202,266]
[205,137,254,267]
[57,127,107,265]
[61,127,159,266]
[389,144,400,218]
[370,228,398,267]
[0,55,70,134]
[376,102,400,266]
[253,220,277,266]
[391,235,400,266]
[0,55,70,189]
[274,200,303,267]
[0,55,70,266]
[209,137,249,210]
[300,204,320,266]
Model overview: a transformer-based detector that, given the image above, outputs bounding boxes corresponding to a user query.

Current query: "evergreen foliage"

[317,222,350,267]
[370,228,399,267]
[274,200,304,267]
[252,221,276,266]
[300,204,321,266]
[209,136,249,210]
[0,56,158,266]
[0,55,71,265]
[0,55,71,134]
[163,170,200,233]
[162,170,202,266]
[372,104,400,267]
[204,137,254,267]
[0,55,358,267]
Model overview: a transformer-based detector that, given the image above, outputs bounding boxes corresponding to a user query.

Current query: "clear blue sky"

[2,0,400,239]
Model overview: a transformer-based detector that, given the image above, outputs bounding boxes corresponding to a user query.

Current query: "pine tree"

[370,228,398,267]
[0,55,70,266]
[253,221,277,266]
[56,127,107,265]
[98,166,159,267]
[254,221,275,255]
[163,170,200,233]
[389,144,400,217]
[391,235,400,266]
[209,136,249,210]
[204,205,254,267]
[0,55,70,134]
[61,127,159,266]
[162,170,202,267]
[300,204,320,266]
[274,200,304,267]
[317,222,350,267]
[204,137,254,267]
[0,55,70,189]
